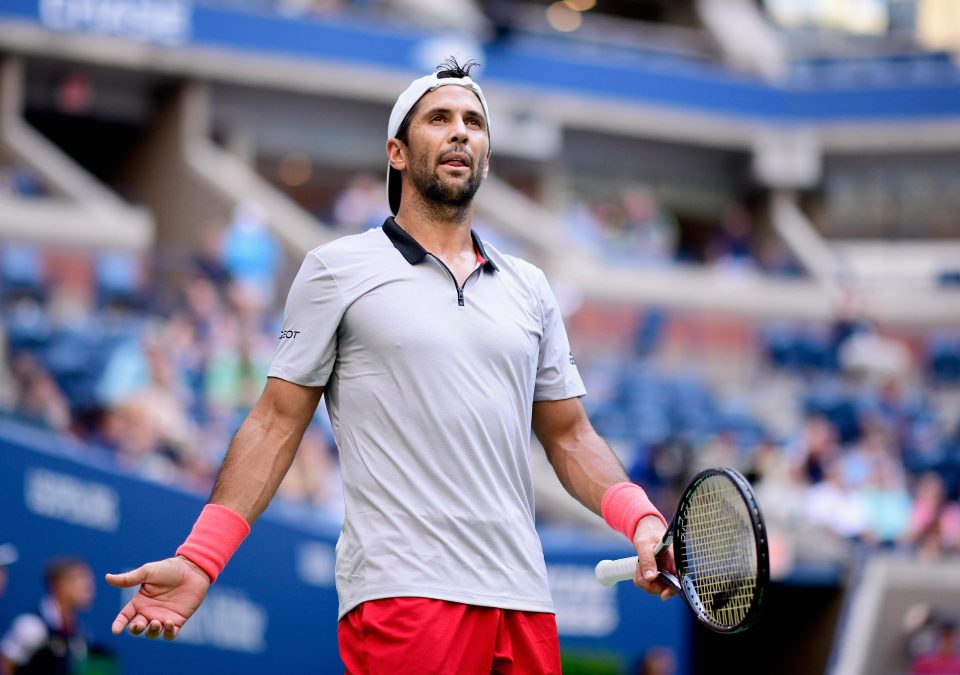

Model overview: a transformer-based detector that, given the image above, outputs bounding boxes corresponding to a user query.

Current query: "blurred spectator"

[634,646,677,675]
[96,324,207,485]
[839,332,911,383]
[618,187,678,264]
[222,201,281,304]
[0,165,44,197]
[910,619,960,675]
[0,557,95,675]
[163,311,208,424]
[182,273,228,353]
[192,221,232,289]
[564,186,678,265]
[0,545,17,599]
[755,445,854,564]
[839,421,897,490]
[692,430,742,475]
[202,281,277,433]
[708,202,756,272]
[95,332,151,411]
[1,244,45,306]
[333,173,390,234]
[0,334,16,412]
[860,460,912,547]
[905,473,960,559]
[95,251,144,311]
[805,461,869,543]
[755,441,810,529]
[755,231,802,277]
[7,354,71,434]
[788,414,840,484]
[204,311,272,419]
[631,308,667,358]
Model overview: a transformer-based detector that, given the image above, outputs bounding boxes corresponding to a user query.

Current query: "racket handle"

[594,556,638,586]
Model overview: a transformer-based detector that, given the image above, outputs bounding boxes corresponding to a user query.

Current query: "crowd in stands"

[565,185,802,276]
[0,201,342,515]
[2,175,959,573]
[565,187,679,266]
[575,323,960,572]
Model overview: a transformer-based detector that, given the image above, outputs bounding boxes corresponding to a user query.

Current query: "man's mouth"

[440,153,470,169]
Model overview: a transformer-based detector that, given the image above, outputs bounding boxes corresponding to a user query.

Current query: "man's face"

[395,85,490,210]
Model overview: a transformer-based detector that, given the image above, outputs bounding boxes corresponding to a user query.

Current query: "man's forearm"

[542,422,630,517]
[208,417,299,522]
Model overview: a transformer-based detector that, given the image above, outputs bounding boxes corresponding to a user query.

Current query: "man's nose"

[449,116,470,143]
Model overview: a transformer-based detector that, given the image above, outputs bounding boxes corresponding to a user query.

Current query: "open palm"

[105,556,211,641]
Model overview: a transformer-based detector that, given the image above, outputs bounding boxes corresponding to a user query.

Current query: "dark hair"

[394,57,482,145]
[436,56,479,81]
[44,557,88,590]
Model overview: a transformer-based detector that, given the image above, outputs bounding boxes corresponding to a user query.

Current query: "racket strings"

[679,475,757,628]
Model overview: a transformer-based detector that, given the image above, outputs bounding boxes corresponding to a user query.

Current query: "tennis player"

[106,58,675,673]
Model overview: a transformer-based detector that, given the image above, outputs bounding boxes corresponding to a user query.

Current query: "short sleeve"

[1,614,47,665]
[534,270,586,401]
[267,251,347,387]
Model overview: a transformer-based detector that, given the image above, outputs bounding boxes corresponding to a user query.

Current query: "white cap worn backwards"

[386,71,491,216]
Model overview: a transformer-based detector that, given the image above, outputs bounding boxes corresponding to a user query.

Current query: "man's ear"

[386,138,407,172]
[482,151,491,180]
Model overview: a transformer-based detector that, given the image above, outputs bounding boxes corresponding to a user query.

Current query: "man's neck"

[394,199,476,260]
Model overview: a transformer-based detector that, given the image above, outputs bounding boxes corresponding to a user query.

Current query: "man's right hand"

[105,556,211,641]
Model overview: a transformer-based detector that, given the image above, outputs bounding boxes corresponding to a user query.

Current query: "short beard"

[407,149,486,223]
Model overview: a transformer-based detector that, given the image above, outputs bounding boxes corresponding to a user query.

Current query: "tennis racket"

[595,467,768,633]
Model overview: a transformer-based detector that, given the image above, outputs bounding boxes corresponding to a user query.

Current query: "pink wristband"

[601,482,667,542]
[175,504,250,583]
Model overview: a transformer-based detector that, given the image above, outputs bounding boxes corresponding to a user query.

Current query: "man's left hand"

[631,515,676,601]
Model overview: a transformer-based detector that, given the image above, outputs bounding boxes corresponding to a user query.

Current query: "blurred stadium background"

[1,0,960,672]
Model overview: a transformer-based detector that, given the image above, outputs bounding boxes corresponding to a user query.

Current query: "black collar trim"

[382,217,499,272]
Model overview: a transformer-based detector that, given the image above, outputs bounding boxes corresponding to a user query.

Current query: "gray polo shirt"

[268,217,586,618]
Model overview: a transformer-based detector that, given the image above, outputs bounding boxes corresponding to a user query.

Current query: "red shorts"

[337,597,561,674]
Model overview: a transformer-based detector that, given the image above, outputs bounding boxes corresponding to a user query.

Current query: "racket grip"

[594,556,638,586]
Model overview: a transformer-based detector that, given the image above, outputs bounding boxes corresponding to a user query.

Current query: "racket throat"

[657,570,682,594]
[654,533,680,594]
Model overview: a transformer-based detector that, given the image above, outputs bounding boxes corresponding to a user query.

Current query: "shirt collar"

[41,595,63,630]
[382,217,499,272]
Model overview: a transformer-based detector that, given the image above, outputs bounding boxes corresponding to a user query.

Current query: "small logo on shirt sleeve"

[568,351,577,366]
[279,330,301,340]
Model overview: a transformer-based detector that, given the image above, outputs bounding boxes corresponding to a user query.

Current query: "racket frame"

[664,467,769,634]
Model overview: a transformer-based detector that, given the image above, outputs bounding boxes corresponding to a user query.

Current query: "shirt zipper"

[428,254,482,307]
